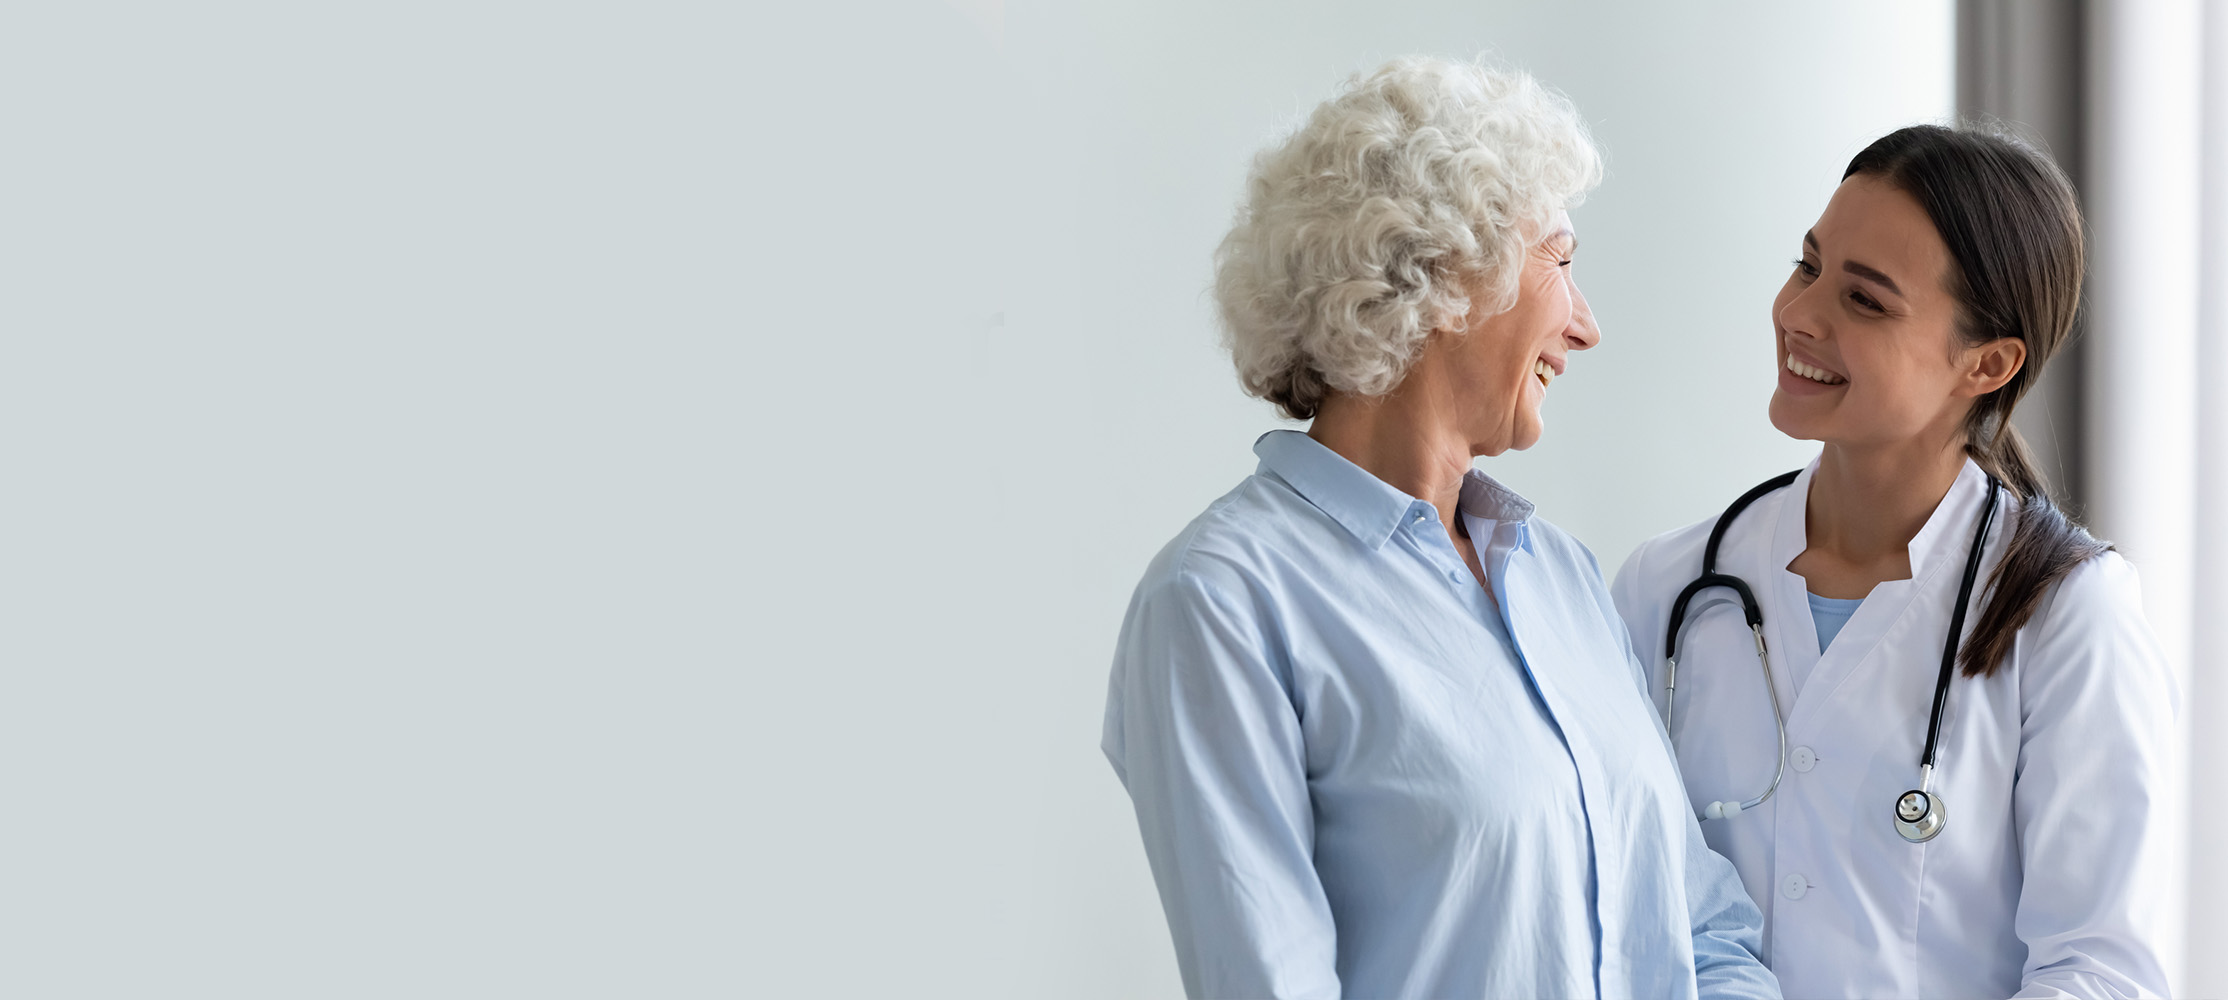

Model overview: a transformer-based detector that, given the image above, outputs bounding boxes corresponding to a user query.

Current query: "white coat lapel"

[1781,460,1992,732]
[1760,461,1819,721]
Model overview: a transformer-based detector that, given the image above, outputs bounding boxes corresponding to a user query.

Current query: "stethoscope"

[1662,469,2001,844]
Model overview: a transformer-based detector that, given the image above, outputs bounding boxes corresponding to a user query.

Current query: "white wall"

[0,2,1950,996]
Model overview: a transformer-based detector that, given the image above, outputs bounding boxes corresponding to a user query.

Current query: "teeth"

[1786,355,1846,385]
[1533,358,1554,387]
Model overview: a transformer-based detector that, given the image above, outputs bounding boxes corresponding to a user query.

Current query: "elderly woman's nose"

[1566,284,1602,350]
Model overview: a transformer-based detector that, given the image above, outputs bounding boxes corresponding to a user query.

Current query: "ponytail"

[1958,421,2109,677]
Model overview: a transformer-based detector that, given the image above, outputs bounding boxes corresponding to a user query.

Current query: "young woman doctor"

[1612,125,2177,999]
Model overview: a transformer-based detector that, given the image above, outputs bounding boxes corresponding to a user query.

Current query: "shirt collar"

[1253,430,1536,549]
[1459,468,1536,523]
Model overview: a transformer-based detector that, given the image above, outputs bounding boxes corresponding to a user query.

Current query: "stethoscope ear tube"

[1665,573,1764,662]
[1663,471,1799,824]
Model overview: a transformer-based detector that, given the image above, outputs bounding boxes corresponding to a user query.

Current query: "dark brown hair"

[1844,124,2110,677]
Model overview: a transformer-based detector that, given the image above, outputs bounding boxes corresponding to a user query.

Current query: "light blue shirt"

[1102,431,1777,1000]
[1791,592,1862,694]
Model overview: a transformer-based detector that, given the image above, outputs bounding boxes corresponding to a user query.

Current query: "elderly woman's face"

[1444,212,1600,455]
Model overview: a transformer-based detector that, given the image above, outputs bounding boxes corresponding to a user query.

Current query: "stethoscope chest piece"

[1894,788,1947,843]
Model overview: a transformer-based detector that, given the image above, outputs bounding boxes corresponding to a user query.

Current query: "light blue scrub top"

[1807,592,1864,653]
[1102,430,1778,1000]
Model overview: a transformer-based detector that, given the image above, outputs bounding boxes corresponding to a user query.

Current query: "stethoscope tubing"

[1922,480,2000,772]
[1664,468,2001,835]
[1663,471,1796,818]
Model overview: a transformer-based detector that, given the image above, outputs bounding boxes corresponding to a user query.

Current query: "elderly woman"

[1100,58,1778,999]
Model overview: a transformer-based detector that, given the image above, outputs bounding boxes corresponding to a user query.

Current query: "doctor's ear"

[1957,337,2027,397]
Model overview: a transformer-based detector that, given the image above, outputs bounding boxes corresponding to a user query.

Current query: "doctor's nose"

[1776,279,1833,343]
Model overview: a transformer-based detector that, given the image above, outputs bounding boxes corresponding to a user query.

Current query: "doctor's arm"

[2008,556,2178,1000]
[1102,571,1339,1000]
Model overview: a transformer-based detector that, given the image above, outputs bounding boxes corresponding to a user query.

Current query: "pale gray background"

[2,2,1956,996]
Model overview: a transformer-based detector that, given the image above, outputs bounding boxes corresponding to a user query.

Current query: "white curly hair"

[1214,57,1603,419]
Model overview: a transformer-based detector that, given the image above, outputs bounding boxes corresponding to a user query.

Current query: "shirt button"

[1791,746,1817,772]
[1414,512,1428,523]
[1781,873,1808,900]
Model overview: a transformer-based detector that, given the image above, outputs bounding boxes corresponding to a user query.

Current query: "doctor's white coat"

[1612,458,2177,1000]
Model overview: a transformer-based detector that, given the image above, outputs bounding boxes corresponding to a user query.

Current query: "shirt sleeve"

[1635,632,1781,999]
[1679,809,1782,999]
[2008,554,2179,999]
[1592,543,1780,1000]
[1101,569,1339,1000]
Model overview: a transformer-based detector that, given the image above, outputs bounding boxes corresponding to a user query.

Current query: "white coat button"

[1791,746,1817,772]
[1781,874,1807,900]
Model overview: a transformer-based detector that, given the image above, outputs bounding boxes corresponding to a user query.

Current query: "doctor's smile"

[1781,353,1845,387]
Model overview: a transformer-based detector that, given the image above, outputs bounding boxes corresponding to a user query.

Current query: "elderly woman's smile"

[1407,210,1600,457]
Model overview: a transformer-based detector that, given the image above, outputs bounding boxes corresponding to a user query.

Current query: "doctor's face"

[1444,212,1601,455]
[1767,176,1974,449]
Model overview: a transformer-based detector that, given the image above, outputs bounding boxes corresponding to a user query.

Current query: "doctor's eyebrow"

[1841,261,1904,297]
[1803,230,1905,297]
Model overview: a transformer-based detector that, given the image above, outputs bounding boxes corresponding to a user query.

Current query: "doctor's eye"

[1792,257,1820,280]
